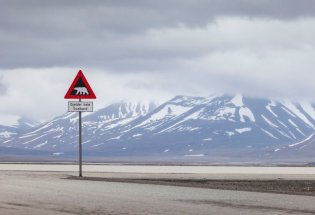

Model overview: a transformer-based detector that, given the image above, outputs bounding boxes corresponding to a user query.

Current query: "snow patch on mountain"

[231,94,244,107]
[261,128,278,139]
[300,103,315,120]
[289,133,315,147]
[216,107,235,119]
[235,128,251,134]
[239,107,255,122]
[0,131,16,138]
[282,101,315,129]
[142,104,191,123]
[266,101,278,117]
[261,115,278,128]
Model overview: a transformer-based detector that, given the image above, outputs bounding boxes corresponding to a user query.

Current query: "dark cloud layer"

[1,0,315,69]
[1,1,315,121]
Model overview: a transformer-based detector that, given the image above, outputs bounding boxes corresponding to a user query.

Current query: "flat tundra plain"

[1,164,315,215]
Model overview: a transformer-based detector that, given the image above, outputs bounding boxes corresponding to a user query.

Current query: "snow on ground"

[289,133,315,147]
[231,94,244,107]
[225,131,235,136]
[184,154,205,157]
[104,117,136,129]
[26,122,54,134]
[52,152,64,156]
[282,101,315,129]
[107,136,121,140]
[239,107,255,122]
[0,131,16,138]
[216,107,235,119]
[22,133,51,145]
[137,104,192,127]
[61,112,77,120]
[288,119,298,128]
[34,141,48,149]
[261,115,279,128]
[19,133,38,139]
[266,101,278,117]
[261,128,278,139]
[300,102,315,120]
[235,128,252,134]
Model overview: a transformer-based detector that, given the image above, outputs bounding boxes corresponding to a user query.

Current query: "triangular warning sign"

[64,70,96,99]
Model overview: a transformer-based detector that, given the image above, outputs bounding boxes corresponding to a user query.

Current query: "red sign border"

[64,70,96,99]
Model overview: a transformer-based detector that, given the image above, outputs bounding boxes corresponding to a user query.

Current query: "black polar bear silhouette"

[74,87,89,95]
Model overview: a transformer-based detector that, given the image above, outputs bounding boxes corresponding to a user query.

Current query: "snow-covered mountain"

[3,95,315,162]
[0,114,39,144]
[4,101,156,153]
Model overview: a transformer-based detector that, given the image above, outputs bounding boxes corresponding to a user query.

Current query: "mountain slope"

[5,101,156,153]
[0,114,39,144]
[3,95,315,162]
[90,94,315,157]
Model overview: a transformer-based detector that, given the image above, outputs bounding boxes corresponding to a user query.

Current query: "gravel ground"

[1,171,315,215]
[71,176,315,196]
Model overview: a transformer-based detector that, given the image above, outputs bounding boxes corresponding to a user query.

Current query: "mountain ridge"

[2,94,315,162]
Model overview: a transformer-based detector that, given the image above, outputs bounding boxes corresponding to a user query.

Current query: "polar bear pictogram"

[74,87,89,95]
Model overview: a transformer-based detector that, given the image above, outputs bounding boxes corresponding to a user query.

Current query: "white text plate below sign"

[68,101,93,112]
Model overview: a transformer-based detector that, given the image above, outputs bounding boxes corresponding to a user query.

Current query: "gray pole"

[79,98,82,177]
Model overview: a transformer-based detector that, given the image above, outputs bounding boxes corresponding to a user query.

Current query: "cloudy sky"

[1,0,315,121]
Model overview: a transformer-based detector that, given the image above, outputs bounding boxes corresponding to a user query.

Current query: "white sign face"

[68,101,93,112]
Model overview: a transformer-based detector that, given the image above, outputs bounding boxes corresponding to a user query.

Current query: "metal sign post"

[64,70,96,177]
[79,98,82,177]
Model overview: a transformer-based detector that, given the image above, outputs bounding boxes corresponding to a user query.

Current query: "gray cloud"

[124,80,152,90]
[1,1,315,121]
[0,76,8,95]
[1,0,315,69]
